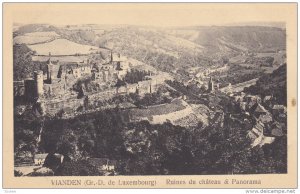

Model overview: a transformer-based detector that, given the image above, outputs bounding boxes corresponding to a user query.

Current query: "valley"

[13,23,287,176]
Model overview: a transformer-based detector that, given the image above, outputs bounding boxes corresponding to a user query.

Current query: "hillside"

[14,24,286,56]
[13,44,42,80]
[166,26,286,55]
[14,31,60,45]
[244,64,287,105]
[13,24,286,81]
[96,27,204,57]
[13,24,59,37]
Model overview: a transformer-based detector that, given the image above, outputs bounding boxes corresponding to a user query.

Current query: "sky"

[5,3,295,27]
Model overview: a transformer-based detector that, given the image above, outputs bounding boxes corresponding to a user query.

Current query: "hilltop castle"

[20,51,162,116]
[24,52,130,101]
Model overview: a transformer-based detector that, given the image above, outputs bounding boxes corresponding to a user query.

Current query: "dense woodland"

[13,44,37,81]
[244,64,287,106]
[14,97,287,176]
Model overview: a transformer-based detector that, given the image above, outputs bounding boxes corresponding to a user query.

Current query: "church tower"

[208,77,214,92]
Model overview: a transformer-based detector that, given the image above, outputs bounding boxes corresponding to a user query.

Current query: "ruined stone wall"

[14,81,25,97]
[43,82,66,98]
[41,77,160,115]
[127,83,138,93]
[43,97,84,115]
[65,74,78,88]
[88,89,117,102]
[137,80,153,95]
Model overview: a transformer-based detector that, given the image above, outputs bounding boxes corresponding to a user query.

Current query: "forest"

[244,64,287,106]
[14,100,287,176]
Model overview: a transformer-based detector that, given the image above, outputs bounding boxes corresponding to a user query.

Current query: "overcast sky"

[7,3,294,27]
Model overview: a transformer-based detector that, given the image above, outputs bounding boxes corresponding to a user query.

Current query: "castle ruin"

[23,52,159,116]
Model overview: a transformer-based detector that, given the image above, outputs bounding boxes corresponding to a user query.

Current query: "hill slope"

[244,64,287,105]
[13,24,286,81]
[166,26,286,55]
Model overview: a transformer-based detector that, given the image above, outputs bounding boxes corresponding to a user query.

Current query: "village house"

[247,121,276,147]
[15,151,34,166]
[245,95,261,104]
[239,101,247,111]
[247,121,265,147]
[271,105,287,123]
[263,95,272,103]
[266,122,284,137]
[34,153,48,165]
[272,105,287,116]
[88,158,117,174]
[252,103,268,118]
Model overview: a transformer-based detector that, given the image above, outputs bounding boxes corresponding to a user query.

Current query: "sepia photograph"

[2,2,297,189]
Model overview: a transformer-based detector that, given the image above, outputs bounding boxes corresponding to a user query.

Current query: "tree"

[55,160,103,176]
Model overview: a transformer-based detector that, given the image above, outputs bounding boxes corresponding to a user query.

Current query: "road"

[220,78,259,93]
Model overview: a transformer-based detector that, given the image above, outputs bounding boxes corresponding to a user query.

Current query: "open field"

[13,31,60,45]
[28,38,100,55]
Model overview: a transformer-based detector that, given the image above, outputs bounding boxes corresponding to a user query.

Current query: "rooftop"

[254,103,268,113]
[272,105,286,110]
[34,153,48,159]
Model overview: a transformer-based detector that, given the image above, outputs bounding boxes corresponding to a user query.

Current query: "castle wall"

[40,78,159,115]
[137,80,153,95]
[43,82,66,98]
[65,74,77,88]
[43,97,84,115]
[127,84,138,93]
[86,80,157,108]
[29,57,162,115]
[14,81,25,97]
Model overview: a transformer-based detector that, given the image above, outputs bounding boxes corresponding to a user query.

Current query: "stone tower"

[208,77,214,92]
[47,58,53,83]
[34,70,44,98]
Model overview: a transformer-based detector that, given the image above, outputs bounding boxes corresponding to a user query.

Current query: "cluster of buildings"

[15,51,162,116]
[23,52,130,101]
[187,64,228,80]
[15,152,117,176]
[229,92,287,147]
[185,64,228,89]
